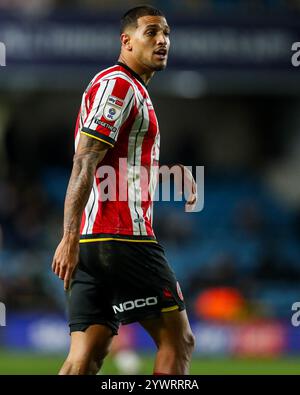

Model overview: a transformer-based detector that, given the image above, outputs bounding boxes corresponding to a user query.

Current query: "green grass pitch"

[0,351,299,374]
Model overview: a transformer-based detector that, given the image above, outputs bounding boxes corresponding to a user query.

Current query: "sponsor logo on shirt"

[103,95,124,122]
[108,96,124,107]
[94,119,117,134]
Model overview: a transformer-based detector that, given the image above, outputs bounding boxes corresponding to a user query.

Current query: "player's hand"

[51,234,79,291]
[184,167,197,212]
[176,165,197,212]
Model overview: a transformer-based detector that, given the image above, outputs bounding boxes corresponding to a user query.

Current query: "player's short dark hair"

[120,5,165,34]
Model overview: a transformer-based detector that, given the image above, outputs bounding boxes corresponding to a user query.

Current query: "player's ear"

[120,33,132,51]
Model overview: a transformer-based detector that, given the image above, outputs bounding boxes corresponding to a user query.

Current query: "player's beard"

[152,63,167,71]
[145,58,167,72]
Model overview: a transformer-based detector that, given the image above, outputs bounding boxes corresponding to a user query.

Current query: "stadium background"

[1,0,300,374]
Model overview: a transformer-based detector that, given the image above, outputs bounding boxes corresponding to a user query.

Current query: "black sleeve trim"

[81,128,115,147]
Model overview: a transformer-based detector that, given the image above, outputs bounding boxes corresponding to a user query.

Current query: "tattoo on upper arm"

[74,134,109,162]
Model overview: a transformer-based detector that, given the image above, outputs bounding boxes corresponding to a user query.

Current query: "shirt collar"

[116,61,147,89]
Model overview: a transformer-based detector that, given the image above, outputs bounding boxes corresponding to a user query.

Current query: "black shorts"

[67,240,185,336]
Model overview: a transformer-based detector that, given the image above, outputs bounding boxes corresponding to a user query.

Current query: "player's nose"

[156,32,168,46]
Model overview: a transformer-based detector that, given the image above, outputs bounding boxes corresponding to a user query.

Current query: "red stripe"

[110,76,132,100]
[74,111,81,140]
[80,211,86,234]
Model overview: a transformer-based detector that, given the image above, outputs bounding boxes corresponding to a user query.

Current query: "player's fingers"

[64,269,73,290]
[185,193,197,211]
[187,192,197,205]
[191,193,198,205]
[58,264,67,280]
[194,182,198,194]
[185,203,196,212]
[51,259,56,273]
[54,262,61,277]
[64,277,69,291]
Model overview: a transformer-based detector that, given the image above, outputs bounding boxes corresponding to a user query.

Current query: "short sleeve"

[81,77,135,147]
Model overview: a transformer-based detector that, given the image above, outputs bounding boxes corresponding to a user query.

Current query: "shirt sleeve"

[81,77,135,148]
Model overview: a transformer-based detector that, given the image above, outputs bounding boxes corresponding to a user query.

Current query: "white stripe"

[86,79,117,128]
[127,97,149,235]
[74,128,81,150]
[146,121,159,226]
[82,182,96,234]
[147,103,160,226]
[149,132,160,199]
[87,178,99,233]
[146,204,152,224]
[80,92,87,125]
[84,81,107,127]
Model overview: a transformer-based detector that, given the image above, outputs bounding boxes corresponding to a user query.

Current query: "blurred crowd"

[1,0,300,15]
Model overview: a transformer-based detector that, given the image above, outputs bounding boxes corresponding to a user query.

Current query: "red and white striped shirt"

[74,62,160,243]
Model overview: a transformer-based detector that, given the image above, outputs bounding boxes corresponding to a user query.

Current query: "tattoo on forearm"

[63,136,108,237]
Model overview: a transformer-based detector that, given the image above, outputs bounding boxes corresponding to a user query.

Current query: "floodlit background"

[1,0,300,374]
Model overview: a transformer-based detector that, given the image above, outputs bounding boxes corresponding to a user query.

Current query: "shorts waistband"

[79,233,157,243]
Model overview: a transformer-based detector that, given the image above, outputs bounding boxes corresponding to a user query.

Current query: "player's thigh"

[139,309,195,349]
[68,324,114,362]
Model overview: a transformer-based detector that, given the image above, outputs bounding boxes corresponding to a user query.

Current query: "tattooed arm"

[52,134,109,290]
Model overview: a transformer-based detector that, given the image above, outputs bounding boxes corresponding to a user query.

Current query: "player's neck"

[118,55,154,86]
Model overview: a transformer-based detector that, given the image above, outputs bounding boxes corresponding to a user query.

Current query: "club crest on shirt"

[102,95,124,122]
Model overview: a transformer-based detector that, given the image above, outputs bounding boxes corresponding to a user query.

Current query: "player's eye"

[164,31,170,37]
[146,30,156,36]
